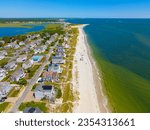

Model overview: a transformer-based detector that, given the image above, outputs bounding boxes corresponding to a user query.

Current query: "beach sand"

[72,25,109,113]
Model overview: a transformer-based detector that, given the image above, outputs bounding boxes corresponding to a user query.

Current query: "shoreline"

[72,24,109,113]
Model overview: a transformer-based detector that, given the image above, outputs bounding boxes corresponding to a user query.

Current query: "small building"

[12,43,20,49]
[0,82,12,102]
[21,47,30,54]
[0,68,7,81]
[10,68,25,82]
[52,56,65,64]
[4,61,17,71]
[48,63,62,73]
[42,71,58,82]
[23,107,42,113]
[29,43,37,50]
[0,50,8,56]
[57,46,65,53]
[34,45,47,54]
[22,59,33,69]
[17,55,27,63]
[55,51,66,58]
[0,54,4,60]
[33,85,56,101]
[19,41,25,46]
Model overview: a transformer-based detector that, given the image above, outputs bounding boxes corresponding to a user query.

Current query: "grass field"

[44,24,64,34]
[92,46,150,113]
[0,102,10,113]
[19,101,49,113]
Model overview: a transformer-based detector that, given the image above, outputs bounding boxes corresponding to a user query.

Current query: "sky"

[0,0,150,18]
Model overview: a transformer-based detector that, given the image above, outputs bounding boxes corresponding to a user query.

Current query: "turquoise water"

[67,19,150,112]
[33,55,41,61]
[0,25,44,37]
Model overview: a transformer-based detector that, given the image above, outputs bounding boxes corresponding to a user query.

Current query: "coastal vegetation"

[19,101,49,113]
[0,102,10,113]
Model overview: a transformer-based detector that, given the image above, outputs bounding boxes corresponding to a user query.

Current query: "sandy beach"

[72,25,109,113]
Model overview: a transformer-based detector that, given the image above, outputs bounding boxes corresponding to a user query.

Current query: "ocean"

[67,19,150,112]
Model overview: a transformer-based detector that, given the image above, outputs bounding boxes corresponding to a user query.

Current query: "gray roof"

[23,107,42,113]
[35,85,53,92]
[52,56,63,60]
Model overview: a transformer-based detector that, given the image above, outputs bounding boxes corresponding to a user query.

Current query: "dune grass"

[0,102,10,113]
[19,101,49,113]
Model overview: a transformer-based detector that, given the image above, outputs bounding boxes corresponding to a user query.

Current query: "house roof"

[35,84,53,92]
[12,68,24,77]
[23,107,42,113]
[52,56,63,60]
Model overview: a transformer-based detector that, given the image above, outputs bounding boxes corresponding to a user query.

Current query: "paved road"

[10,43,58,113]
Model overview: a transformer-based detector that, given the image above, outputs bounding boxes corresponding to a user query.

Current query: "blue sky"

[0,0,150,18]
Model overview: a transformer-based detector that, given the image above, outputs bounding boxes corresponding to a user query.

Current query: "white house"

[0,82,13,102]
[0,68,7,81]
[19,41,25,46]
[10,68,25,82]
[22,59,33,69]
[4,61,17,71]
[33,85,56,102]
[17,55,27,63]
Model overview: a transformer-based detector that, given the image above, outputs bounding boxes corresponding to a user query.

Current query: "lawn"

[27,65,40,79]
[0,102,10,113]
[8,87,23,97]
[19,101,49,113]
[0,58,9,67]
[44,24,64,34]
[63,83,74,103]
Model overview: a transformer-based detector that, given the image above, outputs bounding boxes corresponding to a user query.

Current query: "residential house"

[10,68,25,82]
[33,84,56,102]
[19,41,25,46]
[52,56,65,64]
[4,61,17,71]
[42,71,58,82]
[22,59,33,69]
[55,51,66,58]
[34,45,47,54]
[17,55,27,63]
[4,44,12,49]
[21,47,30,54]
[23,107,42,113]
[0,40,5,44]
[11,43,20,49]
[49,33,58,43]
[0,53,4,60]
[0,50,8,56]
[57,46,65,53]
[48,63,62,73]
[45,40,52,45]
[45,33,50,38]
[29,43,37,50]
[0,68,7,81]
[0,82,12,102]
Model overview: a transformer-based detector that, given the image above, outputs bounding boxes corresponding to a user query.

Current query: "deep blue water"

[67,19,150,81]
[0,25,44,37]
